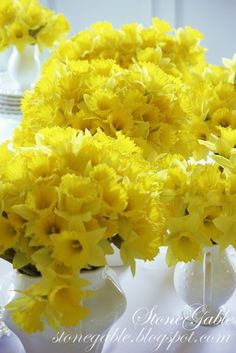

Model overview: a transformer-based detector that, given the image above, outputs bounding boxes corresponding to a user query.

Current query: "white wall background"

[174,0,236,64]
[51,0,153,33]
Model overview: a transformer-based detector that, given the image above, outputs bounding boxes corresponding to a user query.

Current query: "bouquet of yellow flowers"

[0,0,70,52]
[17,19,236,247]
[154,154,227,265]
[14,19,207,159]
[152,50,236,262]
[49,19,205,73]
[11,18,236,159]
[155,126,236,265]
[17,58,189,157]
[2,17,236,334]
[0,127,164,332]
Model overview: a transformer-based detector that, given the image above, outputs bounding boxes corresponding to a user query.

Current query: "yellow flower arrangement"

[179,60,236,159]
[0,127,164,332]
[0,0,70,52]
[16,20,236,160]
[49,19,206,74]
[2,17,236,333]
[152,49,236,267]
[14,19,208,159]
[16,58,190,158]
[154,154,227,265]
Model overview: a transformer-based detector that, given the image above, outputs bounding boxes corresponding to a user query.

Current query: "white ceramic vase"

[174,245,236,325]
[7,45,41,90]
[0,48,11,72]
[2,266,127,353]
[0,321,26,353]
[106,244,124,267]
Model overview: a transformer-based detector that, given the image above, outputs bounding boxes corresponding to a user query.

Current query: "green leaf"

[13,252,29,269]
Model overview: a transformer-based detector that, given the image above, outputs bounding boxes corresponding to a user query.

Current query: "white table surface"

[102,248,236,353]
[1,248,236,353]
[0,114,21,144]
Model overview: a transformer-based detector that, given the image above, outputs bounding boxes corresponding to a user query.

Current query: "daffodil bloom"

[223,54,236,83]
[0,217,19,254]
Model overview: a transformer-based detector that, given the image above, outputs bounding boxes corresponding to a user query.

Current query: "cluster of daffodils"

[155,126,236,264]
[2,17,236,333]
[14,19,209,159]
[50,19,205,74]
[154,154,228,265]
[13,19,236,268]
[0,127,164,332]
[16,59,189,157]
[178,61,236,159]
[0,0,70,52]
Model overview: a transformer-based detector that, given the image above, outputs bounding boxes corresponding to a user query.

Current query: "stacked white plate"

[0,72,23,115]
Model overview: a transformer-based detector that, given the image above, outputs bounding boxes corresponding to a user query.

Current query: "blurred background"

[1,0,235,71]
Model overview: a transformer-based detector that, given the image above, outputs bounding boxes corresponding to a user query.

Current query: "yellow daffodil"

[27,213,68,247]
[0,0,70,52]
[0,217,19,254]
[52,228,106,269]
[9,298,46,333]
[49,282,89,327]
[223,54,236,83]
[165,215,211,266]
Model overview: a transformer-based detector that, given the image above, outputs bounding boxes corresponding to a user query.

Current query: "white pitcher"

[2,266,127,353]
[7,45,41,90]
[174,245,236,325]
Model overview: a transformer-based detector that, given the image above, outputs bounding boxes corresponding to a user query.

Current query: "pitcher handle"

[203,248,213,312]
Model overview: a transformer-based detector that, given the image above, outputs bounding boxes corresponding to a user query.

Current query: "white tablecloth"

[102,248,236,353]
[1,248,236,353]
